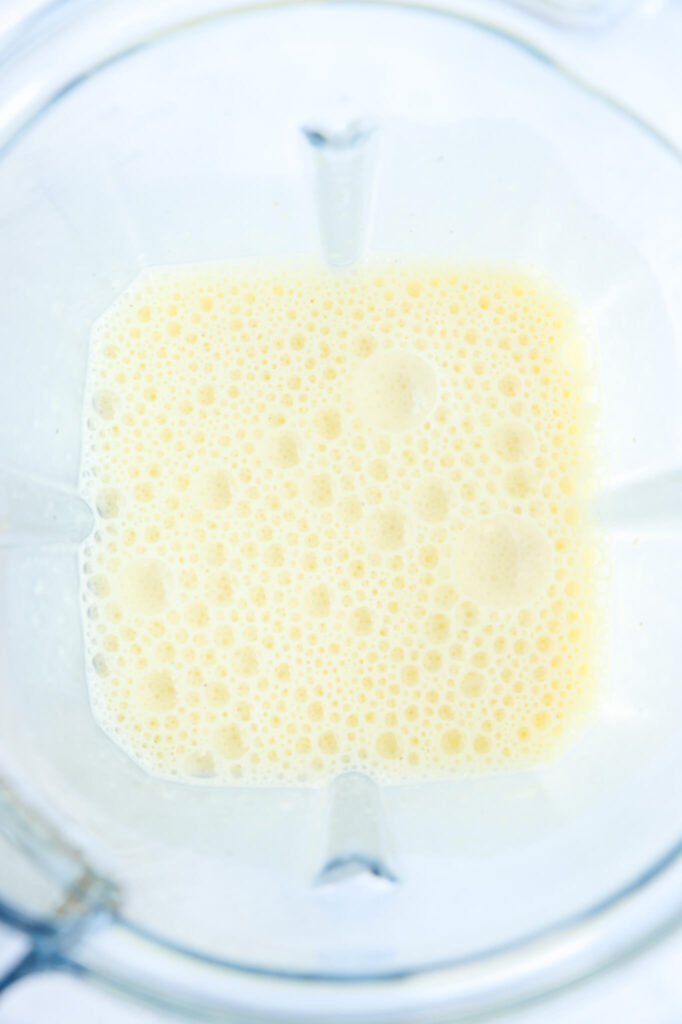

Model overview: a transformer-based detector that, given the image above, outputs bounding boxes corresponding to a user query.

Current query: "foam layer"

[80,261,598,784]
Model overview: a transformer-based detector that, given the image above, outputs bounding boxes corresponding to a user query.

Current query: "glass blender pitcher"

[1,0,682,1019]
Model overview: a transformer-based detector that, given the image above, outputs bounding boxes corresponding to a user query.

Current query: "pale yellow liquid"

[80,262,598,784]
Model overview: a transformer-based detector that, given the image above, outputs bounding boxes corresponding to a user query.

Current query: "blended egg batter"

[80,262,598,783]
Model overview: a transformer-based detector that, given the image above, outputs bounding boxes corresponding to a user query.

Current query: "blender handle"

[0,772,119,995]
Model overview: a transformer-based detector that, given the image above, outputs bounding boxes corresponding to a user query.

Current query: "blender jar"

[1,1,682,1020]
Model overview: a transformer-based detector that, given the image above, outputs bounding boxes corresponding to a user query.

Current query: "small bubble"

[319,731,339,755]
[93,653,109,677]
[351,334,376,358]
[369,458,389,482]
[185,751,216,777]
[265,543,285,568]
[349,607,373,636]
[490,421,536,463]
[205,542,226,567]
[434,583,457,609]
[193,467,232,511]
[118,558,172,616]
[366,506,406,551]
[441,729,464,755]
[402,664,419,686]
[140,670,176,712]
[355,350,438,432]
[453,514,552,608]
[87,573,110,598]
[313,406,342,441]
[134,481,153,503]
[265,429,301,469]
[232,646,258,676]
[339,495,363,524]
[425,613,450,644]
[186,601,209,628]
[206,571,233,605]
[413,477,450,523]
[497,373,521,398]
[461,670,486,699]
[207,682,229,707]
[92,389,117,420]
[505,465,537,499]
[214,724,246,759]
[304,472,334,508]
[419,545,439,570]
[307,701,324,722]
[96,488,120,519]
[305,584,332,617]
[456,602,477,628]
[376,731,400,759]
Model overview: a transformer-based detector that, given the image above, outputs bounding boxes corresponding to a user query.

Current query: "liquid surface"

[80,262,598,784]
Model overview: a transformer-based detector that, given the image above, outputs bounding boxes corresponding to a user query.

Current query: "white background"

[1,0,682,1020]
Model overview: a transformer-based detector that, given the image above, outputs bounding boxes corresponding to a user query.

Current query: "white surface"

[2,0,682,1022]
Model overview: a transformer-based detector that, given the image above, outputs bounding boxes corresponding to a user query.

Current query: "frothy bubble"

[366,506,407,551]
[413,477,450,523]
[355,350,438,433]
[265,429,301,469]
[193,468,233,510]
[453,514,553,609]
[117,558,172,616]
[490,420,536,463]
